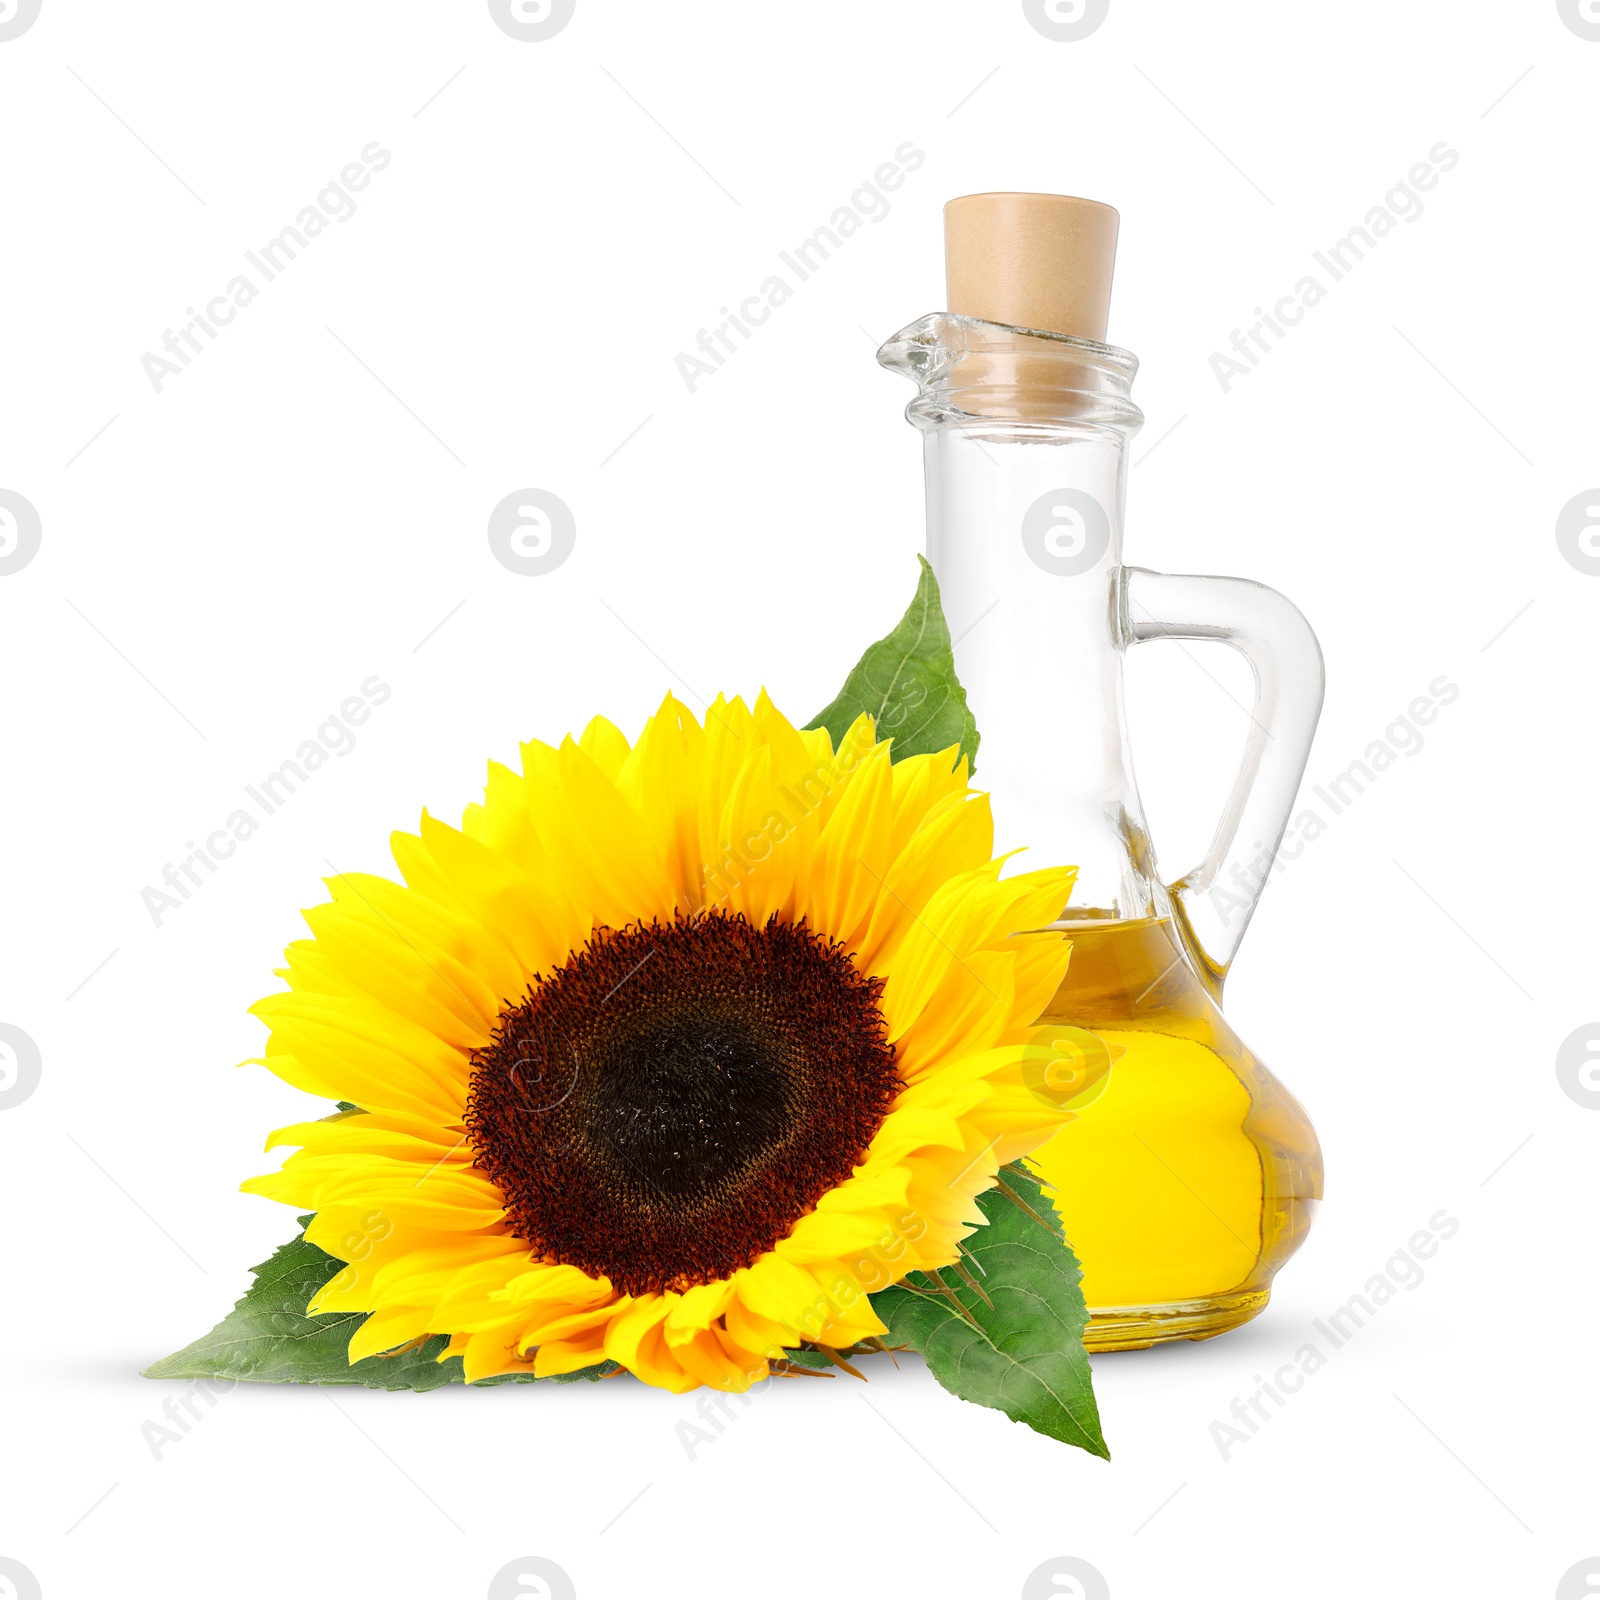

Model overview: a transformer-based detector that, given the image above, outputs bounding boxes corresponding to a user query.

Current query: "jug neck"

[879,312,1155,922]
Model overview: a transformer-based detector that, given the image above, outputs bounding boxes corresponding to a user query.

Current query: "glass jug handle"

[1120,566,1325,986]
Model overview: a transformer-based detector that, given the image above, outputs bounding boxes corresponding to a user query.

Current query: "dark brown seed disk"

[464,910,900,1297]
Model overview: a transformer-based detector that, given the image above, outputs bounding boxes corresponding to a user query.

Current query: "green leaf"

[807,555,980,772]
[144,1219,614,1390]
[870,1165,1108,1456]
[780,1346,836,1371]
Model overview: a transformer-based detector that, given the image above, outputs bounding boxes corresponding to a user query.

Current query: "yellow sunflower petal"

[578,714,631,781]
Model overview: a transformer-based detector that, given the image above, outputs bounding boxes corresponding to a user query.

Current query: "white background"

[2,2,1596,1597]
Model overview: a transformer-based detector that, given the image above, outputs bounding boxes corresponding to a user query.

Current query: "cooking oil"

[1024,917,1323,1350]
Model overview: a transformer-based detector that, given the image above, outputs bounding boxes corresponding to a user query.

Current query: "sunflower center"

[465,911,900,1296]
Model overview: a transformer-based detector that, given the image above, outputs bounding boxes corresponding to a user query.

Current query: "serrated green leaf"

[144,1219,614,1390]
[870,1165,1107,1456]
[807,555,979,772]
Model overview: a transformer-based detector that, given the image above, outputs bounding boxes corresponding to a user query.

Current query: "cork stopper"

[945,192,1119,344]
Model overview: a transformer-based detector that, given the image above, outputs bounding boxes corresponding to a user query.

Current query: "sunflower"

[242,692,1075,1392]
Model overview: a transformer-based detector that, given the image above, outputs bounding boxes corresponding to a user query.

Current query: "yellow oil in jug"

[1024,916,1322,1350]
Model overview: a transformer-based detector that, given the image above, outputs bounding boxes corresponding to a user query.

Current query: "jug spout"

[877,311,1143,434]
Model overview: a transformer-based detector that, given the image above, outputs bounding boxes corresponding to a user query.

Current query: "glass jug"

[879,311,1325,1350]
